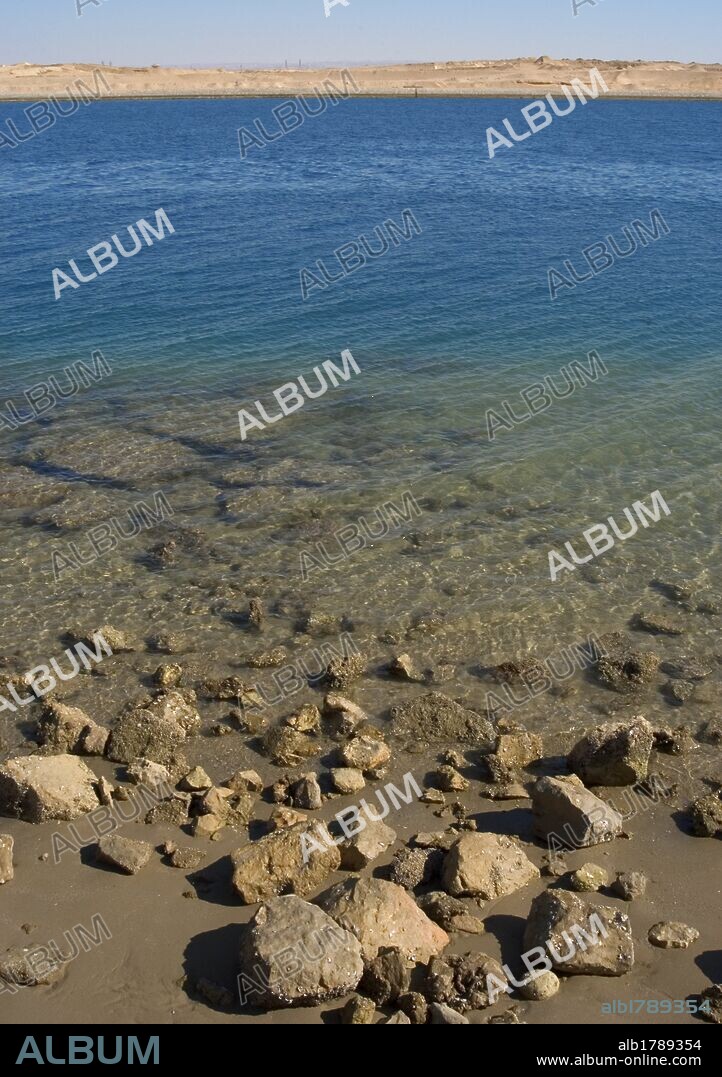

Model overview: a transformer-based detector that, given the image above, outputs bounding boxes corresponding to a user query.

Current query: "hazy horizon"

[3,55,720,70]
[2,0,720,68]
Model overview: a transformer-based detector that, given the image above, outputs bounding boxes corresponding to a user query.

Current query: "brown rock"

[338,734,390,773]
[340,817,397,870]
[648,922,699,949]
[37,702,109,757]
[0,754,99,822]
[524,890,634,975]
[569,717,654,786]
[316,877,449,963]
[330,767,366,794]
[425,952,507,1011]
[689,792,722,838]
[531,775,623,848]
[96,834,153,875]
[389,692,494,747]
[442,832,539,899]
[231,821,340,903]
[238,895,363,1008]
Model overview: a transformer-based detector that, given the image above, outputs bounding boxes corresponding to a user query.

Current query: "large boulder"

[523,890,634,976]
[531,775,623,848]
[230,821,340,904]
[442,832,539,899]
[568,717,654,786]
[389,692,494,747]
[0,754,99,822]
[315,877,448,963]
[238,895,363,1008]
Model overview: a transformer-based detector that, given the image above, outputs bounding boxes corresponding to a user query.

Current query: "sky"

[1,0,720,68]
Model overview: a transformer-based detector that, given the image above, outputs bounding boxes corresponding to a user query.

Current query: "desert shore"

[1,57,721,101]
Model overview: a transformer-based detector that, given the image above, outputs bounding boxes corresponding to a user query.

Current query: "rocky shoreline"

[0,613,719,1024]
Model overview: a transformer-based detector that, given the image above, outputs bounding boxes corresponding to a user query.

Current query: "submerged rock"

[69,624,136,653]
[594,634,659,694]
[323,653,367,691]
[388,653,428,684]
[153,663,184,689]
[389,692,494,747]
[202,676,260,706]
[660,656,713,682]
[630,611,684,636]
[238,895,363,1008]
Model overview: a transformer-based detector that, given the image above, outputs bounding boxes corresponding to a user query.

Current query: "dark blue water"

[1,97,720,395]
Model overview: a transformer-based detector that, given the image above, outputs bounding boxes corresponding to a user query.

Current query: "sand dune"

[0,57,720,100]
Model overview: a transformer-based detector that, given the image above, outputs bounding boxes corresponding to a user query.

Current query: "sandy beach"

[1,57,721,100]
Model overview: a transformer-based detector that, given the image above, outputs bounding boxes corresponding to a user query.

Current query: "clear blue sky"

[2,0,720,67]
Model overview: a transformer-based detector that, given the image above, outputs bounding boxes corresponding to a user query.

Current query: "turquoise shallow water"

[0,96,719,751]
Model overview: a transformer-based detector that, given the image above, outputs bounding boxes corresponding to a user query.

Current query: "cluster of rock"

[0,625,718,1024]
